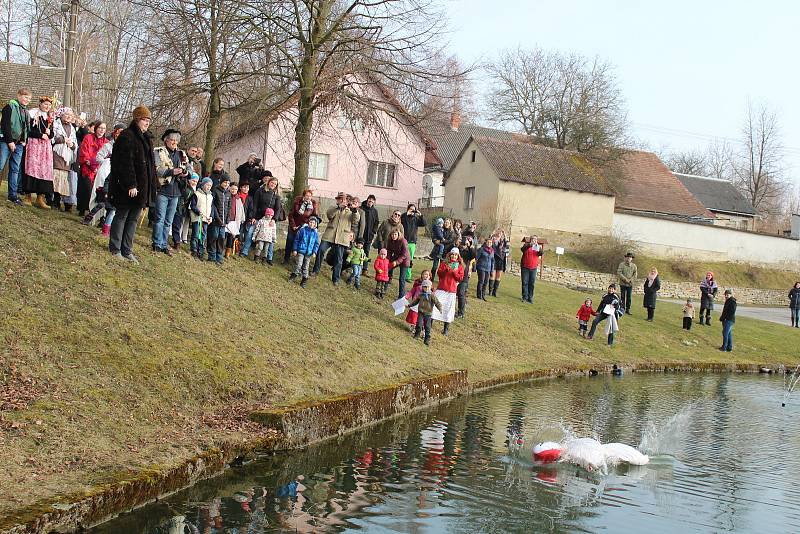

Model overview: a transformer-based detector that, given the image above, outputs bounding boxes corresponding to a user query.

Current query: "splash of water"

[782,365,800,407]
[639,403,696,456]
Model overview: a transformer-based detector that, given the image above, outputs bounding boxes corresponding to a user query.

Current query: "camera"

[254,157,262,167]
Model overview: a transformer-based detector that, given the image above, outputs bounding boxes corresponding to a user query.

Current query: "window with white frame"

[366,161,397,188]
[308,152,329,180]
[464,186,475,210]
[337,112,364,132]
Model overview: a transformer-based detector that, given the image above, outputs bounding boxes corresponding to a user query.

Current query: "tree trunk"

[293,85,314,200]
[204,82,221,171]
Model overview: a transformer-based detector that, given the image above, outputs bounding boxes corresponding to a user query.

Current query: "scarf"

[299,199,313,215]
[229,194,239,220]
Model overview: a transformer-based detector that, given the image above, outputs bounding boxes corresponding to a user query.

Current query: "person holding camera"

[401,203,426,281]
[236,152,262,187]
[151,129,189,256]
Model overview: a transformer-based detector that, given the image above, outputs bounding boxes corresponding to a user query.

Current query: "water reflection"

[92,373,800,533]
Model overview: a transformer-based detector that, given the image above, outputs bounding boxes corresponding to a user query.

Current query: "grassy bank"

[1,197,799,520]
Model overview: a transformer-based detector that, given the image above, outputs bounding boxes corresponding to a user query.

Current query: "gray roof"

[673,173,756,216]
[427,123,531,172]
[0,62,64,104]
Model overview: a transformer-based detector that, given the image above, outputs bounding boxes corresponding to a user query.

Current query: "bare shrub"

[575,232,640,274]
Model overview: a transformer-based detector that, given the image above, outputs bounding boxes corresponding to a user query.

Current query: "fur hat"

[161,128,181,142]
[132,105,151,120]
[421,279,433,290]
[264,208,274,217]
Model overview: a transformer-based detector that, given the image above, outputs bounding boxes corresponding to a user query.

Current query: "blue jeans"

[283,227,296,262]
[0,142,24,200]
[151,194,179,250]
[313,240,333,274]
[388,265,407,300]
[330,244,347,282]
[103,207,116,226]
[588,313,610,338]
[415,313,433,342]
[348,264,363,287]
[207,224,225,263]
[255,241,274,260]
[521,267,537,302]
[190,221,207,256]
[239,222,255,256]
[722,320,734,351]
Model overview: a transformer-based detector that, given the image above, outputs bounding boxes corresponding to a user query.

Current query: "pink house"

[215,84,433,208]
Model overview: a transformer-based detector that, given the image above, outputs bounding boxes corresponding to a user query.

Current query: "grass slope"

[1,198,798,517]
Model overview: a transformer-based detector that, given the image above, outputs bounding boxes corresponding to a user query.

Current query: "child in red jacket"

[373,248,390,299]
[576,298,597,337]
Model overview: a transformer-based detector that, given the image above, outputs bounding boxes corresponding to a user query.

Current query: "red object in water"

[533,442,563,463]
[536,469,558,483]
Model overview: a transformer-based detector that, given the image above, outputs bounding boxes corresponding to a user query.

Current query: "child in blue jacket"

[289,216,320,288]
[475,237,495,300]
[430,218,445,281]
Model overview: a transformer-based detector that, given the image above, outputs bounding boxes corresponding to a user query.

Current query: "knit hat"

[132,105,151,120]
[308,216,320,226]
[161,128,181,142]
[449,247,460,255]
[189,172,199,181]
[264,208,274,217]
[112,123,125,131]
[421,279,433,290]
[379,248,387,255]
[435,218,443,226]
[200,177,212,187]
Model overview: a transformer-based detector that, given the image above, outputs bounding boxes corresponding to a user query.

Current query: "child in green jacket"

[346,239,366,289]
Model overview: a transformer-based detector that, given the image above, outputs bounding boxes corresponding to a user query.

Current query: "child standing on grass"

[253,208,277,265]
[374,248,390,298]
[408,279,442,346]
[683,298,695,330]
[405,270,433,332]
[190,177,213,259]
[346,239,366,289]
[289,216,320,288]
[475,237,495,301]
[576,298,596,337]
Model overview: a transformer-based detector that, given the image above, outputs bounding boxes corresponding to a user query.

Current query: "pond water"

[92,372,800,533]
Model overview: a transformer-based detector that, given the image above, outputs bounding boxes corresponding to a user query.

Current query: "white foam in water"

[639,403,695,456]
[783,365,800,407]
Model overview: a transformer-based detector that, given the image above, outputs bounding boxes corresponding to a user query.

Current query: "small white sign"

[555,246,565,255]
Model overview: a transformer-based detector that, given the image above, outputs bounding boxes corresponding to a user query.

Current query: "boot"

[288,273,298,282]
[493,280,501,296]
[443,322,450,336]
[34,194,50,209]
[101,224,111,237]
[224,247,232,258]
[21,194,33,206]
[63,204,73,213]
[300,277,308,288]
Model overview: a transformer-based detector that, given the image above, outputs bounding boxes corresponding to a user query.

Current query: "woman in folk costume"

[51,106,79,212]
[21,96,54,208]
[431,247,465,336]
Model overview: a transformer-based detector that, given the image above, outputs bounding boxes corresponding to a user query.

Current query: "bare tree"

[485,47,628,152]
[247,0,454,199]
[733,102,787,214]
[665,148,708,175]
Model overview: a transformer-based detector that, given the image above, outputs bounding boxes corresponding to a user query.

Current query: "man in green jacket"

[1,88,31,204]
[617,252,637,315]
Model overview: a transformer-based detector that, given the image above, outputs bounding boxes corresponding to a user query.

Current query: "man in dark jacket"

[235,153,261,187]
[719,289,737,352]
[359,195,379,273]
[251,170,284,223]
[1,88,31,204]
[208,175,231,264]
[587,284,621,340]
[401,203,426,280]
[108,105,156,264]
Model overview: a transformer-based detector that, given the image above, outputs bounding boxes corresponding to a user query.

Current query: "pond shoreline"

[2,361,792,534]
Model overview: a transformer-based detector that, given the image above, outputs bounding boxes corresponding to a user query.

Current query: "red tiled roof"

[449,136,614,196]
[602,150,714,218]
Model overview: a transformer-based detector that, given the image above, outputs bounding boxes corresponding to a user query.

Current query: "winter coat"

[288,196,319,230]
[521,243,544,269]
[700,277,719,309]
[401,212,427,244]
[0,99,28,142]
[322,205,360,246]
[409,292,443,316]
[253,218,277,243]
[720,296,737,323]
[375,218,404,249]
[153,146,188,197]
[252,184,285,221]
[293,224,319,256]
[789,287,800,309]
[576,305,596,322]
[347,246,366,266]
[209,169,231,188]
[210,185,232,226]
[475,245,495,273]
[386,237,410,268]
[373,257,391,282]
[360,200,379,242]
[190,187,213,223]
[597,292,621,315]
[442,228,456,254]
[459,244,476,276]
[436,261,464,293]
[78,133,107,184]
[235,161,259,186]
[431,224,444,248]
[108,122,156,208]
[683,304,695,318]
[617,261,638,287]
[643,276,661,309]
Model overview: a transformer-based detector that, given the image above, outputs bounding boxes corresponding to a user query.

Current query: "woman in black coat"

[642,267,661,321]
[107,106,156,262]
[789,281,800,328]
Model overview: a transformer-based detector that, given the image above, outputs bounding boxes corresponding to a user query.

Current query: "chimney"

[450,110,461,131]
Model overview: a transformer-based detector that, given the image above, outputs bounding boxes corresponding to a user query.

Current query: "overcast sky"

[446,0,800,182]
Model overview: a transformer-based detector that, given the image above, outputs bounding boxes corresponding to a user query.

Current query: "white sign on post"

[555,246,565,266]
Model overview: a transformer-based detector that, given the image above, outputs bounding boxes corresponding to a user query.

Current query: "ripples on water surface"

[93,373,800,533]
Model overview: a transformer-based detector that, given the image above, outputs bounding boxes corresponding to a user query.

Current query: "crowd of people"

[3,95,798,350]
